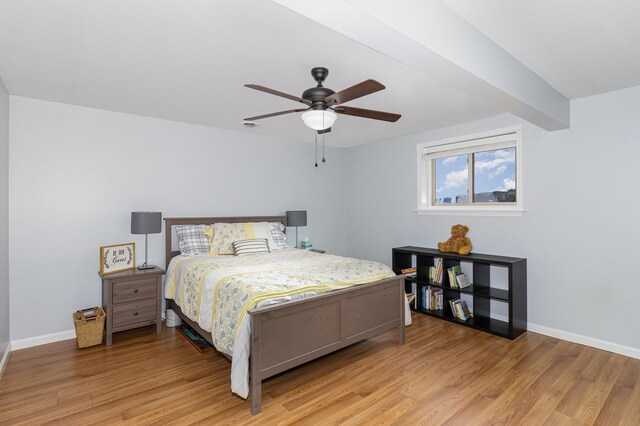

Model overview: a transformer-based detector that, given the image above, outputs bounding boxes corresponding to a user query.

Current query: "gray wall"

[9,96,347,340]
[7,86,640,356]
[0,76,9,360]
[345,85,640,352]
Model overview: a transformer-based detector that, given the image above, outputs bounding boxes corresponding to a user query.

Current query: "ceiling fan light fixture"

[301,109,337,131]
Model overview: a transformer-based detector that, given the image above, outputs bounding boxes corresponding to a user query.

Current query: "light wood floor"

[0,314,638,425]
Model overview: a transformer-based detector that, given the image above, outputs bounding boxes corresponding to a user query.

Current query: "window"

[417,127,523,215]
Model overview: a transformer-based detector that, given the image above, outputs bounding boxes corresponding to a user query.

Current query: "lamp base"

[138,264,155,270]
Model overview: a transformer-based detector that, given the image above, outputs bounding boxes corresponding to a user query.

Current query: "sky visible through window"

[434,148,516,203]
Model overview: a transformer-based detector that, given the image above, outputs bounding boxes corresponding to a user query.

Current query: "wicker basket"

[73,307,106,348]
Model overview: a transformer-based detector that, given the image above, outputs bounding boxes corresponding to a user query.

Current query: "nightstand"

[310,249,326,254]
[99,266,165,345]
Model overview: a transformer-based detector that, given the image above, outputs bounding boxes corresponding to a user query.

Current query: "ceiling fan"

[244,67,401,134]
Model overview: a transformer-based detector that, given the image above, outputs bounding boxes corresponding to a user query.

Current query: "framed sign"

[100,243,135,275]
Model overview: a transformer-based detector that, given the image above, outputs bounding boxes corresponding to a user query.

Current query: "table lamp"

[131,211,162,270]
[286,210,307,249]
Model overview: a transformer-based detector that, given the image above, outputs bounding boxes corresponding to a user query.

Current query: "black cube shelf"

[392,246,527,339]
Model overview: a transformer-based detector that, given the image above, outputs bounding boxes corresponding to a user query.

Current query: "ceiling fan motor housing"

[302,86,335,109]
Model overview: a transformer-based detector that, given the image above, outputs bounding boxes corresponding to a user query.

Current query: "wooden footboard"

[248,275,405,415]
[167,275,405,415]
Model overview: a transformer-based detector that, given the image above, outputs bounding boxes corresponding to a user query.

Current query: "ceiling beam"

[271,0,570,131]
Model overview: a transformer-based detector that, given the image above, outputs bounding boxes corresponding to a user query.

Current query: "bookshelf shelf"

[474,287,509,301]
[393,246,527,339]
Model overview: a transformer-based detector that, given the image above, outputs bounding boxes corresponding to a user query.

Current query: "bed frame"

[164,216,405,415]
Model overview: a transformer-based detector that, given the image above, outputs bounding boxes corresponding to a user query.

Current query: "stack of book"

[447,265,461,287]
[401,267,417,279]
[422,286,443,311]
[445,265,472,289]
[449,299,472,321]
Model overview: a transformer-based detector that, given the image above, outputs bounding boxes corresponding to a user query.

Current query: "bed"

[163,216,405,415]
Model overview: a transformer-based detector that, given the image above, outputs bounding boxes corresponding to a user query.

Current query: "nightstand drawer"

[112,278,156,303]
[112,299,156,328]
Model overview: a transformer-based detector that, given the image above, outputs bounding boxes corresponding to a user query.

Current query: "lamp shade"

[301,110,337,131]
[286,210,307,227]
[131,211,162,234]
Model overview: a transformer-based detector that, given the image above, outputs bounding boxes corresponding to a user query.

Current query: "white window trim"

[416,126,524,217]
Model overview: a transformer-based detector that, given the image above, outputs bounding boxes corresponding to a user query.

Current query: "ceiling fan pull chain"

[322,112,326,163]
[322,131,326,163]
[315,133,318,167]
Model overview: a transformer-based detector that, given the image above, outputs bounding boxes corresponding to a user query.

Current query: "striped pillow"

[232,238,270,256]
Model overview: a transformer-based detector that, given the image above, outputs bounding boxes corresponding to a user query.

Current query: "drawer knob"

[134,311,138,316]
[133,288,139,294]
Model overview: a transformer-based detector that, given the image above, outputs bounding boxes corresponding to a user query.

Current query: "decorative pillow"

[210,222,277,255]
[269,222,289,249]
[232,238,270,256]
[175,225,210,256]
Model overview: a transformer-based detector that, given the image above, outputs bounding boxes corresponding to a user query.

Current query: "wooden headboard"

[164,216,287,268]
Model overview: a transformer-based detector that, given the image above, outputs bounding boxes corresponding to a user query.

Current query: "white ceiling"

[0,1,638,146]
[444,0,640,99]
[0,0,499,147]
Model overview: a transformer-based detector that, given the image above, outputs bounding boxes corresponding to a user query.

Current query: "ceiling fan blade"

[244,109,307,121]
[325,79,385,105]
[317,127,331,135]
[245,84,311,105]
[334,106,401,122]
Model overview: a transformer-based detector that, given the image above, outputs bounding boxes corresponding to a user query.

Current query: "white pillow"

[269,222,289,249]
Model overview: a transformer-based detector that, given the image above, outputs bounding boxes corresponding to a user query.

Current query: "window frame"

[416,126,524,216]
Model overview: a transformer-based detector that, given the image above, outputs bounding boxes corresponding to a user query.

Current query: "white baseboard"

[11,329,76,351]
[483,313,640,360]
[527,322,640,360]
[0,342,11,379]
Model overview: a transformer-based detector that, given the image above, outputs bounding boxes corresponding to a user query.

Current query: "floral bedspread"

[165,248,395,356]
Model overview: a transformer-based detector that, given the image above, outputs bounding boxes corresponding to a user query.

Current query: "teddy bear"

[437,224,473,255]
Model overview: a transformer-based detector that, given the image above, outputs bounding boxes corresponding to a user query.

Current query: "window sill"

[415,208,525,217]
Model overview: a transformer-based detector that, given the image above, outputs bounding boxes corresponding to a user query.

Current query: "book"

[401,267,416,275]
[459,300,472,320]
[412,283,417,309]
[456,273,471,289]
[434,258,444,284]
[449,298,461,318]
[447,265,462,288]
